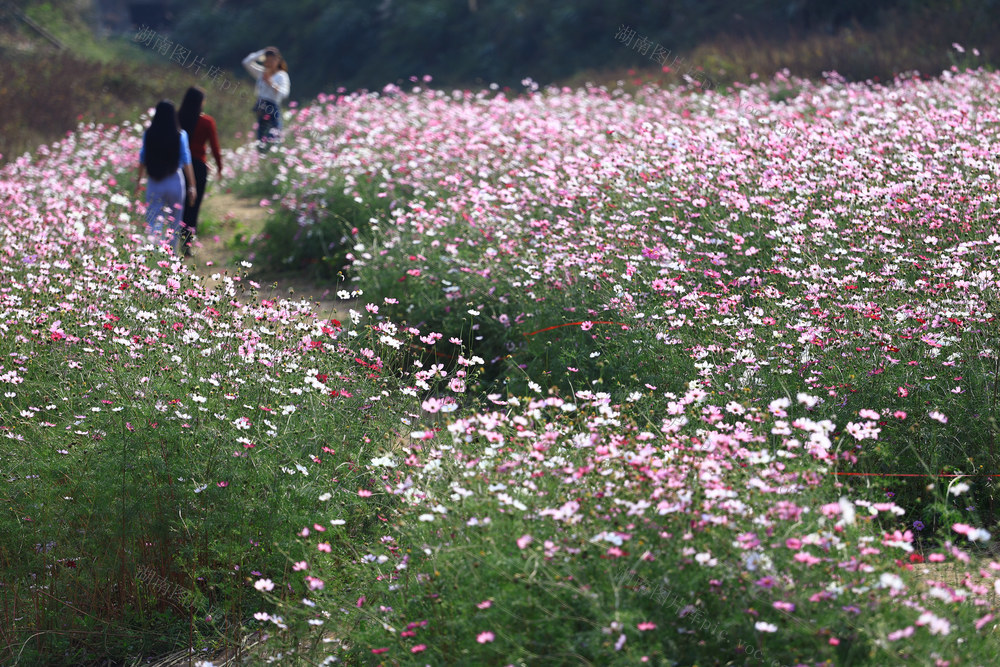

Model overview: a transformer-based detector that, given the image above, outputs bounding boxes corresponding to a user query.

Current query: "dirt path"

[190,189,348,321]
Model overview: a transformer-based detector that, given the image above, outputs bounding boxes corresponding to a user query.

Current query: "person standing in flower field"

[136,100,196,252]
[242,46,290,152]
[177,86,223,257]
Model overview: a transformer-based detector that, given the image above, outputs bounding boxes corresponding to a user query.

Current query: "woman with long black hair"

[177,86,223,256]
[137,100,196,252]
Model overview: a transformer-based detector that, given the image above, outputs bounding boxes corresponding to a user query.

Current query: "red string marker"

[523,321,629,337]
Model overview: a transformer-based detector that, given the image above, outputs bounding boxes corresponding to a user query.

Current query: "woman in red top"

[178,86,223,257]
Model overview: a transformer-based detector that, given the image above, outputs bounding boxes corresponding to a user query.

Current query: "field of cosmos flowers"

[4,64,1000,665]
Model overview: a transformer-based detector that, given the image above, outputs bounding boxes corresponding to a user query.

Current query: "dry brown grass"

[562,8,993,94]
[0,41,256,165]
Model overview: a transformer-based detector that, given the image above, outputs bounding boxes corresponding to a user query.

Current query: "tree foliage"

[164,0,996,100]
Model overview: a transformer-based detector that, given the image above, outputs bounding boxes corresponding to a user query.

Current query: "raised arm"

[242,49,265,79]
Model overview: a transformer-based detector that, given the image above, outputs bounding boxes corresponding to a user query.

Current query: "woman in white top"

[242,46,291,152]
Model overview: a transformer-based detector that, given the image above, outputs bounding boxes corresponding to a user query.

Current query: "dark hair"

[264,45,288,72]
[144,100,181,181]
[177,86,205,138]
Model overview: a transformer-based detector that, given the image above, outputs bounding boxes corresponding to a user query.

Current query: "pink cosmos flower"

[477,631,495,643]
[412,644,427,653]
[516,534,533,549]
[793,552,821,565]
[953,523,991,542]
[637,622,656,631]
[819,503,842,518]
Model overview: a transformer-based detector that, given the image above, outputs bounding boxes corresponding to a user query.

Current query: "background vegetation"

[2,0,999,163]
[168,0,1000,97]
[0,1,257,162]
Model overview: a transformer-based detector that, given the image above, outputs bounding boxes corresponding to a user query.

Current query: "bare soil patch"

[188,187,348,322]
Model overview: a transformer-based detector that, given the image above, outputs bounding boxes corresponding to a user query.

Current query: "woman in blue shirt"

[137,100,196,252]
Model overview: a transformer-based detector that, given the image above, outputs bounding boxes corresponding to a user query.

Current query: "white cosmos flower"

[838,497,856,526]
[879,573,905,591]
